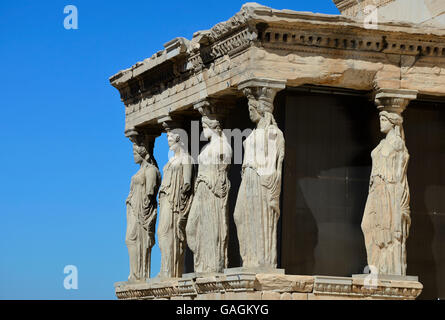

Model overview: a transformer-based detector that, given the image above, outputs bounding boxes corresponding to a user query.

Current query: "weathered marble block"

[114,272,422,300]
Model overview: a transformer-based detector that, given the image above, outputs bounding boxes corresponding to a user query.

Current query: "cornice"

[109,2,445,89]
[109,2,445,120]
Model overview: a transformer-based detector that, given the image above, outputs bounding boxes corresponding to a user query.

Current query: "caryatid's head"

[202,116,222,139]
[132,144,149,164]
[379,111,403,135]
[167,130,181,150]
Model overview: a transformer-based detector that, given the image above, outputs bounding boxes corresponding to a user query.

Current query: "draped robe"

[158,152,194,278]
[234,123,285,268]
[361,135,410,275]
[186,135,232,273]
[125,163,161,280]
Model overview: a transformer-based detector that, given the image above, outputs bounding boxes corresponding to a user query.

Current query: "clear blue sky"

[0,1,339,299]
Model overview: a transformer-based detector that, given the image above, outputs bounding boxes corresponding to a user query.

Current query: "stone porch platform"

[114,269,423,300]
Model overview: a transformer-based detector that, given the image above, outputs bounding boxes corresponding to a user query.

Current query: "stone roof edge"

[109,2,445,88]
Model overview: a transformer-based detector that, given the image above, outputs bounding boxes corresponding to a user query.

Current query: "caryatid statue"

[158,126,194,278]
[186,100,232,273]
[234,79,286,269]
[361,90,416,276]
[125,132,161,282]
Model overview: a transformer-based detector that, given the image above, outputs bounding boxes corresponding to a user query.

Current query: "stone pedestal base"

[114,271,423,300]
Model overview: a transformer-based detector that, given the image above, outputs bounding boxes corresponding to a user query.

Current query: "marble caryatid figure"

[234,86,285,269]
[361,110,411,276]
[158,130,194,278]
[125,139,161,282]
[186,113,232,273]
